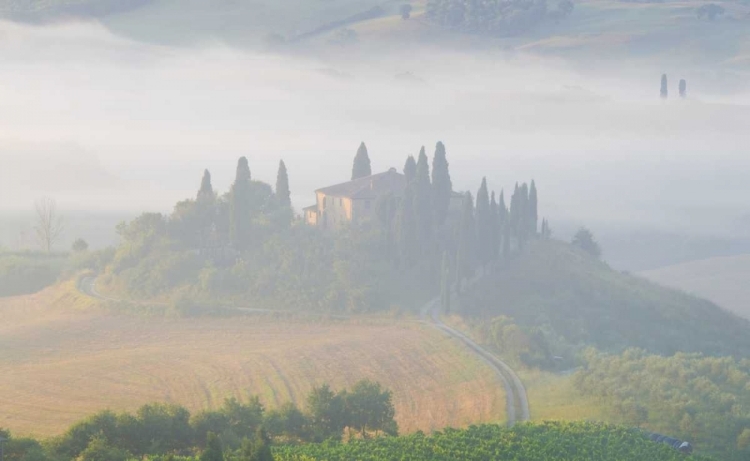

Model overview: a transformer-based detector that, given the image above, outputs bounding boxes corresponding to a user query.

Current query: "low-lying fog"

[2,20,750,253]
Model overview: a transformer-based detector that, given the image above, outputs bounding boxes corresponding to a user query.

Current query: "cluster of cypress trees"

[355,141,544,307]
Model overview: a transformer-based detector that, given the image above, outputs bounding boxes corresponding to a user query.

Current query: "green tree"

[660,74,668,99]
[431,141,453,225]
[200,432,224,461]
[572,227,601,258]
[306,384,346,442]
[413,147,433,241]
[456,193,475,291]
[529,180,538,236]
[238,428,274,461]
[352,142,372,180]
[275,160,291,208]
[71,238,89,253]
[489,192,499,260]
[345,380,397,438]
[475,178,491,265]
[230,157,253,251]
[679,79,687,98]
[77,436,130,461]
[396,186,418,267]
[403,155,417,183]
[197,169,214,204]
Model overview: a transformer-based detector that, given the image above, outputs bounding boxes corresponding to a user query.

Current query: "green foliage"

[571,227,601,258]
[199,433,223,461]
[462,240,750,359]
[275,160,292,210]
[344,379,397,438]
[230,157,254,251]
[273,421,714,461]
[238,428,274,461]
[351,142,371,180]
[426,0,574,37]
[431,142,452,225]
[0,252,64,297]
[575,349,750,460]
[71,238,89,253]
[403,155,416,184]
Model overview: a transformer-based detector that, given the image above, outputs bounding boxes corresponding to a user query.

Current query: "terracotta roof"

[316,168,406,199]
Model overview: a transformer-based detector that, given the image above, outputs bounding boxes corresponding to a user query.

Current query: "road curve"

[420,297,530,425]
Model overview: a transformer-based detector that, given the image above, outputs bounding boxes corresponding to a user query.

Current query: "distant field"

[0,281,505,437]
[642,254,750,319]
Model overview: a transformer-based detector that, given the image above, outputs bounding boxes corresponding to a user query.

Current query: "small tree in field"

[572,227,601,258]
[400,4,413,19]
[71,238,89,253]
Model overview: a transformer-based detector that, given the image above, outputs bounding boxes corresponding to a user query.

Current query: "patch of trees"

[0,380,395,461]
[425,0,575,37]
[575,349,750,460]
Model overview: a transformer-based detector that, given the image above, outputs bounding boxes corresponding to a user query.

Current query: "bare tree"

[34,197,64,253]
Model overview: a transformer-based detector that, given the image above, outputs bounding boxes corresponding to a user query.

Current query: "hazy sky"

[2,20,750,237]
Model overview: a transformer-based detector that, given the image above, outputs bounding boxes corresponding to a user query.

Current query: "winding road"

[420,297,530,426]
[79,274,529,425]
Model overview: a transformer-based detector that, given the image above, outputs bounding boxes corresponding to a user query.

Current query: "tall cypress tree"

[509,183,520,242]
[431,141,452,225]
[352,142,372,180]
[490,191,499,260]
[396,185,418,267]
[403,155,417,183]
[230,156,252,251]
[679,79,687,98]
[660,74,668,99]
[518,182,530,248]
[275,160,291,208]
[414,147,433,240]
[529,180,538,236]
[456,192,475,292]
[476,178,491,265]
[197,169,214,203]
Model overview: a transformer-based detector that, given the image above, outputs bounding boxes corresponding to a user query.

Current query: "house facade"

[304,168,466,230]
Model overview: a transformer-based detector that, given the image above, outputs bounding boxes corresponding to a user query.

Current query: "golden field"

[0,282,505,438]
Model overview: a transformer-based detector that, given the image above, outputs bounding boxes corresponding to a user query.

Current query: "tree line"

[0,380,396,461]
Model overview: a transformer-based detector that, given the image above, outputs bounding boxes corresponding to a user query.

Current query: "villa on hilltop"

[304,168,464,230]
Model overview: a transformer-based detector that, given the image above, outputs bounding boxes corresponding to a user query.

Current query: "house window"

[339,198,343,206]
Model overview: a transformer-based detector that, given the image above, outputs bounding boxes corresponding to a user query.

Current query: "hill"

[459,239,750,360]
[641,254,750,319]
[0,282,505,437]
[4,0,749,68]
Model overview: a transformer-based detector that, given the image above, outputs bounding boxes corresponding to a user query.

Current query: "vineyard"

[271,422,716,461]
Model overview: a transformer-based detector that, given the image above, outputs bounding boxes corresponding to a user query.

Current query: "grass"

[0,282,505,438]
[641,254,750,320]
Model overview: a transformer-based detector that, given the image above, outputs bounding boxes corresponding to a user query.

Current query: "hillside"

[3,0,749,67]
[460,239,750,359]
[0,282,505,437]
[642,254,750,319]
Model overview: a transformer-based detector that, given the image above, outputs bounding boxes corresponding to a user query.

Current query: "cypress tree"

[352,142,372,180]
[529,180,538,236]
[197,169,214,203]
[476,178,491,264]
[403,155,417,183]
[230,157,253,251]
[679,79,687,98]
[456,193,476,292]
[396,185,418,267]
[498,190,508,234]
[431,141,453,225]
[660,74,668,99]
[414,147,433,240]
[275,160,291,208]
[518,183,530,248]
[490,191,499,260]
[509,183,520,242]
[440,251,451,314]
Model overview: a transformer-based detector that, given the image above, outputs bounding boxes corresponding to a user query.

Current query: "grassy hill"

[642,254,750,319]
[3,0,750,66]
[460,239,750,359]
[0,281,505,437]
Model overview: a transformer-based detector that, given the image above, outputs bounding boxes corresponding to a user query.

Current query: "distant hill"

[642,254,750,320]
[461,239,750,358]
[4,0,750,67]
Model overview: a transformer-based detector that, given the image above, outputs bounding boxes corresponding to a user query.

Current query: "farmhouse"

[304,168,405,230]
[304,168,465,230]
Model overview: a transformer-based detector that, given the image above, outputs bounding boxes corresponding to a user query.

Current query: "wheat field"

[0,282,505,438]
